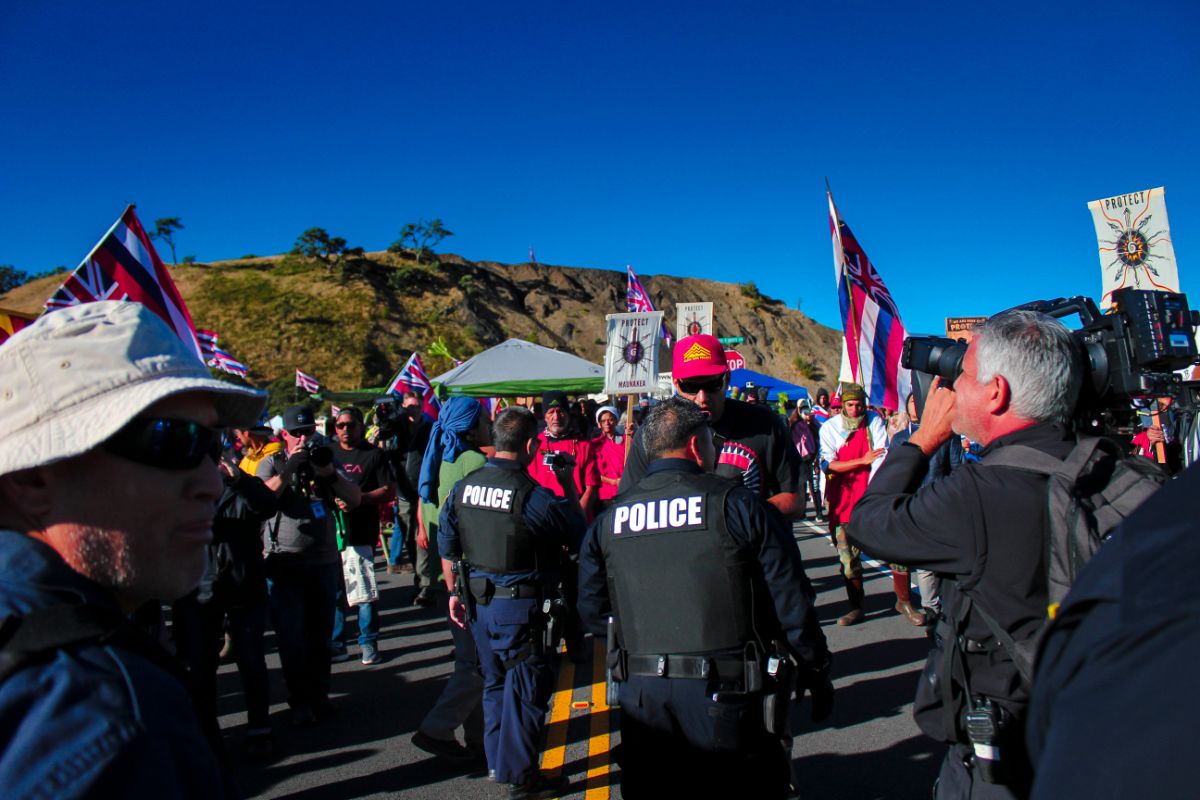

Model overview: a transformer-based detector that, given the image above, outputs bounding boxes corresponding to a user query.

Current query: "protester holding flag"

[619,334,805,519]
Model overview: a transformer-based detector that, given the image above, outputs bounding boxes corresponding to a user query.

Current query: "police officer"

[578,397,833,800]
[438,407,585,800]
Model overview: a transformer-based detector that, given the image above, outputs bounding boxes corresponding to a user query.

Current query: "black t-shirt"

[618,398,803,498]
[335,442,392,546]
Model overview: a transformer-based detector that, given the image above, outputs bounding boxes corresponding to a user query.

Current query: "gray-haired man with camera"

[848,310,1082,799]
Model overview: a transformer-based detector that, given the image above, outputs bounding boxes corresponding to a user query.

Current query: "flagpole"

[826,180,866,389]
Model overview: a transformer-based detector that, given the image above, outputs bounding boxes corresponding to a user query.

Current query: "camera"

[904,288,1199,434]
[542,451,577,469]
[290,440,334,496]
[373,395,404,437]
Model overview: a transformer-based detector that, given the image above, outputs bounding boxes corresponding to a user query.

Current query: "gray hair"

[643,396,710,460]
[973,309,1079,423]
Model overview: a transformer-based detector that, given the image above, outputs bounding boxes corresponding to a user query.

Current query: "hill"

[0,252,843,402]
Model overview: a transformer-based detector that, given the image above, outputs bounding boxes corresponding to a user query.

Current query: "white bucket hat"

[0,301,267,477]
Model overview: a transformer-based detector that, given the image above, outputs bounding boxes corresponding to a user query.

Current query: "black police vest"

[601,470,756,656]
[453,465,547,575]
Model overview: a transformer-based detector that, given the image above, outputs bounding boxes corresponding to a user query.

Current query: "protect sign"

[1088,187,1179,309]
[604,311,663,394]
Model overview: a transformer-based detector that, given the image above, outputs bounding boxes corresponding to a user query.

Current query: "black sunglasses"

[677,375,726,396]
[335,421,359,430]
[101,417,222,471]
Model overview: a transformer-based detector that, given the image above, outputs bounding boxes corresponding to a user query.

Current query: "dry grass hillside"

[1,251,843,401]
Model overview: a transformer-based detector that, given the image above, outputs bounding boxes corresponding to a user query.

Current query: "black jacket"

[848,422,1075,735]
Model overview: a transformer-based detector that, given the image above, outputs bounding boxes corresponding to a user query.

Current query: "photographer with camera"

[847,310,1080,798]
[258,405,361,726]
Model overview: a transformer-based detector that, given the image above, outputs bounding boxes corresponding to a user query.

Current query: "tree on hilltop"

[388,218,453,265]
[291,227,349,272]
[0,264,29,293]
[152,217,184,265]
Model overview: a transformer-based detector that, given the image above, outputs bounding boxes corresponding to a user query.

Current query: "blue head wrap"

[418,396,484,504]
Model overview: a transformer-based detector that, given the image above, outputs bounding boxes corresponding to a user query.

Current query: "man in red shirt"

[526,391,599,520]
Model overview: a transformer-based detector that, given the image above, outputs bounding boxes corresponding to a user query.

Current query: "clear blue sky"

[3,0,1197,337]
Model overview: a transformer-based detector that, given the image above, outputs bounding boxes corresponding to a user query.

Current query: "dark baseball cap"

[283,404,316,432]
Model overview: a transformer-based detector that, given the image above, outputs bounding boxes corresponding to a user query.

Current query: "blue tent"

[729,368,810,402]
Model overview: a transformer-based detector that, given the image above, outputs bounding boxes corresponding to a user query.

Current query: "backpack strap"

[977,443,1070,477]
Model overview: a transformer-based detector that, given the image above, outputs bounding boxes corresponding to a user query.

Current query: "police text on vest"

[462,484,514,511]
[613,496,703,534]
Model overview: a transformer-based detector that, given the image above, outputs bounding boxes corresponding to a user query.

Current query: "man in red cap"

[619,335,804,519]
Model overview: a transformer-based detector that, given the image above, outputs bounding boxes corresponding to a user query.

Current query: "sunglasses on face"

[677,376,725,396]
[335,421,359,430]
[286,427,316,437]
[101,417,222,471]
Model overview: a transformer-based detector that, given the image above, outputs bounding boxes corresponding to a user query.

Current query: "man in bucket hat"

[0,301,266,798]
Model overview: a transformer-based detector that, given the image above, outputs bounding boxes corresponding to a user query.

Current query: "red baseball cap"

[673,334,728,381]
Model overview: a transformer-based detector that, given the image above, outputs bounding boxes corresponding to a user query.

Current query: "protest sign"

[945,316,988,343]
[604,311,663,394]
[676,302,713,341]
[1088,187,1179,308]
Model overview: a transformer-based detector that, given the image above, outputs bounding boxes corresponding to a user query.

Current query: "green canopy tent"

[432,338,604,397]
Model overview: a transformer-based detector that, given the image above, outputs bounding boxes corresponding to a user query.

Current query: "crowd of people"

[0,303,1195,800]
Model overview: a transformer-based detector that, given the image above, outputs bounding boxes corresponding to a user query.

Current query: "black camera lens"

[308,444,334,468]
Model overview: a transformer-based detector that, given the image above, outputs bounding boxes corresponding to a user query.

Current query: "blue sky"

[2,1,1197,337]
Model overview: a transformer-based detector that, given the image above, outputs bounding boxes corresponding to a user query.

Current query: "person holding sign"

[618,334,805,519]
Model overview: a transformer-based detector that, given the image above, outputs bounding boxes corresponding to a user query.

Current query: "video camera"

[904,288,1199,435]
[289,440,335,497]
[541,451,577,470]
[372,394,406,440]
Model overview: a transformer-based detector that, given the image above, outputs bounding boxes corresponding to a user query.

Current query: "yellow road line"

[541,652,575,775]
[584,639,612,799]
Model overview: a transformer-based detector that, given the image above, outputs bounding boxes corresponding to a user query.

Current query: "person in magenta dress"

[591,405,626,513]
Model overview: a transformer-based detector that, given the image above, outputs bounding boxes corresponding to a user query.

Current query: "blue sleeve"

[576,516,611,637]
[723,488,828,665]
[524,486,586,554]
[437,480,464,561]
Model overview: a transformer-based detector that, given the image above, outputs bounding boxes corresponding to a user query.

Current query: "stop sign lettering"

[725,349,746,371]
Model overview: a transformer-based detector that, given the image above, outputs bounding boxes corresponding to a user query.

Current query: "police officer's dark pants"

[470,596,555,784]
[617,675,790,800]
[265,558,337,712]
[934,743,1031,800]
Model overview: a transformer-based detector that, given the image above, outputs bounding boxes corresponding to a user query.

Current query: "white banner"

[676,302,713,341]
[1088,187,1179,308]
[604,311,663,395]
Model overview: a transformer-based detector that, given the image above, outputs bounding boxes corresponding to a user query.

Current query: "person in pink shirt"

[526,391,600,520]
[590,404,625,512]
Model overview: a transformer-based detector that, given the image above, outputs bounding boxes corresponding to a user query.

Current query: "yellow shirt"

[238,440,282,476]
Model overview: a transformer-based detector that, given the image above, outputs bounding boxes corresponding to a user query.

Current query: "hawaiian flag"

[45,206,203,362]
[296,369,321,394]
[386,352,441,419]
[209,346,248,377]
[197,329,220,359]
[626,265,672,347]
[829,192,910,411]
[0,307,36,347]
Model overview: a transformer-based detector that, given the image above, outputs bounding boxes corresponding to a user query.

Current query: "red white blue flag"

[386,352,441,420]
[296,369,321,394]
[829,192,910,411]
[209,346,248,378]
[45,206,203,362]
[197,329,220,359]
[626,265,671,347]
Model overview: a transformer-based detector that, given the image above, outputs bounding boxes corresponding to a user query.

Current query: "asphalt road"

[215,519,941,799]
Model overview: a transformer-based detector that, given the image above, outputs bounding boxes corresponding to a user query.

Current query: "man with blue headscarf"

[410,397,492,762]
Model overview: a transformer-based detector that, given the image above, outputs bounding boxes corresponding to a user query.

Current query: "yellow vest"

[239,440,283,476]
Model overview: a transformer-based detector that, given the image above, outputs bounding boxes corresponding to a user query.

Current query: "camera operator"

[258,405,361,726]
[847,309,1080,799]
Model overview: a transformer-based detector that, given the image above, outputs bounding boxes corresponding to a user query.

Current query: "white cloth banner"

[1088,186,1179,308]
[676,302,714,342]
[604,311,663,395]
[341,545,379,606]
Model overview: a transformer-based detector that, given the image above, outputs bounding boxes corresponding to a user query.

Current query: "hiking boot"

[508,773,569,800]
[895,600,926,626]
[836,608,864,626]
[837,577,865,626]
[411,730,477,763]
[361,643,381,665]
